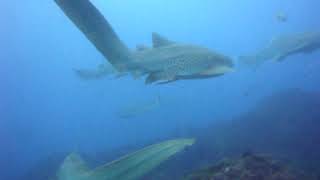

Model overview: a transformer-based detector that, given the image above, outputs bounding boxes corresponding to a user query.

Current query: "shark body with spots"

[54,0,234,84]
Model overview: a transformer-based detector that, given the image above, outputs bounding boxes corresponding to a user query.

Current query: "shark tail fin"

[54,0,135,72]
[90,138,195,180]
[57,153,90,180]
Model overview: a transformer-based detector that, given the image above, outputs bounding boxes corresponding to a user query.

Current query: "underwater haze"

[2,0,320,179]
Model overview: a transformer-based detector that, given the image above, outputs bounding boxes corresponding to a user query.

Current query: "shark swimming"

[54,0,234,84]
[56,138,195,180]
[240,31,320,66]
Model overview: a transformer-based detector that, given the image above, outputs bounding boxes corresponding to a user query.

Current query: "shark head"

[139,33,235,84]
[198,53,234,76]
[144,42,234,84]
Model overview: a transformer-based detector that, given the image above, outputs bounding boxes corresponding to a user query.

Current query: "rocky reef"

[146,89,320,179]
[185,153,318,180]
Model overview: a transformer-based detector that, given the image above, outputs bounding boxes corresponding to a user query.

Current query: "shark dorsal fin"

[152,32,175,48]
[57,153,89,180]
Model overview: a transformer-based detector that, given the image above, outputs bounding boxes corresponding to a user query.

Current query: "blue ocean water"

[1,0,320,179]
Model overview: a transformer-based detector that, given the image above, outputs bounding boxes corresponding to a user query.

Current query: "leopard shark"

[56,138,195,180]
[240,31,320,66]
[54,0,234,84]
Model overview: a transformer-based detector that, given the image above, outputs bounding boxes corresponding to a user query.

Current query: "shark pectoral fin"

[90,138,195,180]
[145,71,176,84]
[156,79,177,85]
[201,66,234,76]
[114,72,128,79]
[274,43,310,62]
[74,63,116,80]
[152,32,175,48]
[294,42,311,53]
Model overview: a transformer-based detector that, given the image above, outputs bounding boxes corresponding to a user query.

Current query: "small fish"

[243,91,249,97]
[276,12,288,22]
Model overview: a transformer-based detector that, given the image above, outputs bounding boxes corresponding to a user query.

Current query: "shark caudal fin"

[89,138,195,180]
[54,0,134,72]
[57,153,90,180]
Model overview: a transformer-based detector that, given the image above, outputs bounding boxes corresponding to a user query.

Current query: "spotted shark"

[240,31,320,66]
[54,0,234,84]
[56,138,195,180]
